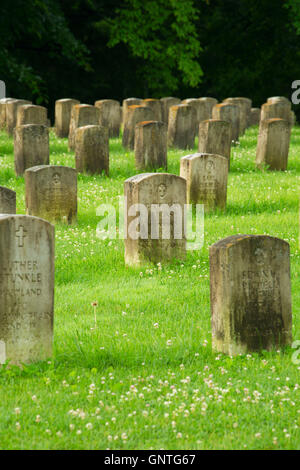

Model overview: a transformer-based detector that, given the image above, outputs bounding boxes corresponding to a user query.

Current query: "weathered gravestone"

[224,97,252,135]
[94,99,122,138]
[256,118,290,171]
[134,121,167,171]
[0,187,16,214]
[212,103,239,142]
[68,104,100,151]
[142,99,162,121]
[122,105,154,150]
[0,214,55,365]
[16,104,48,127]
[267,96,291,105]
[180,153,228,211]
[209,234,292,355]
[55,98,80,138]
[0,98,15,130]
[14,124,49,177]
[122,98,142,126]
[259,101,291,130]
[182,98,212,136]
[198,97,218,119]
[198,119,232,168]
[124,173,186,265]
[160,97,181,125]
[25,165,77,224]
[249,108,261,126]
[6,99,32,136]
[168,104,196,149]
[75,125,109,175]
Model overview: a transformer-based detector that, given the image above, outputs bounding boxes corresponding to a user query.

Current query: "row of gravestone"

[0,213,292,365]
[0,95,295,366]
[1,95,294,173]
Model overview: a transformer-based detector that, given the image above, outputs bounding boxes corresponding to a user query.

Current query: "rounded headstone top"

[125,173,185,184]
[210,234,290,250]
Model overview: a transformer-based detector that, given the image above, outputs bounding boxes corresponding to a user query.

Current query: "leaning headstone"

[198,119,232,168]
[0,98,15,130]
[0,214,54,365]
[168,104,196,149]
[209,234,292,355]
[25,165,77,224]
[16,104,48,127]
[68,104,100,151]
[6,99,32,136]
[0,187,16,214]
[14,125,49,177]
[160,97,181,125]
[249,108,261,126]
[75,125,109,175]
[55,98,80,138]
[124,173,186,265]
[256,118,290,170]
[94,99,122,138]
[142,99,162,121]
[134,120,167,170]
[122,98,142,126]
[180,153,228,211]
[212,103,239,141]
[122,105,154,150]
[224,97,252,135]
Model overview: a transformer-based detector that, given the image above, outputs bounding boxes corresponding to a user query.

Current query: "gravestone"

[0,98,15,130]
[160,97,181,124]
[68,104,100,151]
[0,187,16,214]
[168,104,196,149]
[224,97,252,135]
[182,98,212,135]
[122,98,142,126]
[256,118,290,170]
[0,214,54,365]
[142,99,162,121]
[25,165,77,224]
[124,173,186,265]
[134,120,167,171]
[209,234,292,355]
[16,104,48,127]
[198,97,218,119]
[259,102,291,130]
[75,125,109,175]
[55,98,80,138]
[198,119,231,168]
[290,110,296,127]
[180,153,228,211]
[267,96,291,105]
[14,125,49,177]
[212,103,239,141]
[94,99,122,138]
[122,105,154,150]
[249,108,261,126]
[6,99,32,136]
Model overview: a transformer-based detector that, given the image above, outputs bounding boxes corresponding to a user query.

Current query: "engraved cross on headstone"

[16,225,27,247]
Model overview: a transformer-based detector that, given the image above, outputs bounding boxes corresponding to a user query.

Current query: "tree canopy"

[1,0,300,118]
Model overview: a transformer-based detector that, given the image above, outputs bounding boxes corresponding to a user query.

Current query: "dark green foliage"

[1,0,300,118]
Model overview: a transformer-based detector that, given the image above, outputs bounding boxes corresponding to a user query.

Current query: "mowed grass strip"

[0,125,299,450]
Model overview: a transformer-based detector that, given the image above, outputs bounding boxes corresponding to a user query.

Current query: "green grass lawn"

[0,125,299,450]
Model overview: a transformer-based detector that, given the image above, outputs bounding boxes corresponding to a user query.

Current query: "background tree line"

[1,0,300,120]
